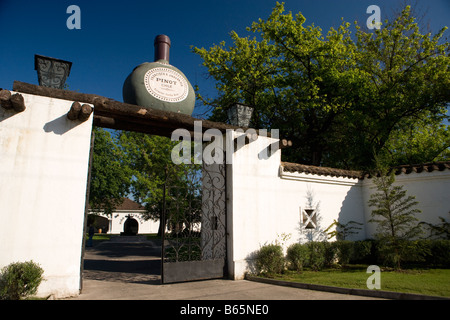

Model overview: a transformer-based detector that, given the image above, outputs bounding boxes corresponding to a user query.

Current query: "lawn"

[269,266,450,298]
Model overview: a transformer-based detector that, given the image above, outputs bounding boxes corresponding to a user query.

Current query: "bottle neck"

[154,35,171,63]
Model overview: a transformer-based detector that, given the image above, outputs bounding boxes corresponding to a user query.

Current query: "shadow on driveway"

[82,239,161,285]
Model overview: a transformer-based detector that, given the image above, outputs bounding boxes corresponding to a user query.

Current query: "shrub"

[286,243,309,271]
[255,244,285,275]
[322,241,337,267]
[334,240,354,265]
[352,240,373,263]
[306,241,326,271]
[0,261,44,300]
[427,240,450,267]
[374,239,430,268]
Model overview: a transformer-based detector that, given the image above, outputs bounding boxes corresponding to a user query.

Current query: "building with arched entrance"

[87,198,160,235]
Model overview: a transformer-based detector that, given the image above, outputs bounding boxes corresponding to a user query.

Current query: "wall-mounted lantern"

[34,54,72,89]
[227,103,254,127]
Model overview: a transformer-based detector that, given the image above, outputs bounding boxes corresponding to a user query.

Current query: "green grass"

[92,234,111,241]
[268,266,450,298]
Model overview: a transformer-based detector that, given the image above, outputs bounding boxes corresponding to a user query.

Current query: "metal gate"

[161,162,227,284]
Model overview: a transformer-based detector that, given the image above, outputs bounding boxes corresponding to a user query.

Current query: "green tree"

[368,164,423,269]
[377,114,450,167]
[193,2,449,169]
[89,127,132,215]
[118,132,201,236]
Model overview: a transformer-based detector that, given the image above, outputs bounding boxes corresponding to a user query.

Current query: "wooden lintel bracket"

[67,101,81,120]
[67,101,93,122]
[279,139,293,149]
[79,103,93,122]
[264,139,292,156]
[0,89,25,112]
[0,89,12,109]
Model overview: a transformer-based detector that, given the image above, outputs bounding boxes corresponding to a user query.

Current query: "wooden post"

[279,139,293,149]
[67,101,82,120]
[78,104,93,122]
[10,93,26,112]
[0,89,12,109]
[67,102,93,122]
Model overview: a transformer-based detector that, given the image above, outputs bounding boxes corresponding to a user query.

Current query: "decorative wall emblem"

[301,208,317,229]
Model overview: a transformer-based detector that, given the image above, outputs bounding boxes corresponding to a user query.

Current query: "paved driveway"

[68,238,382,300]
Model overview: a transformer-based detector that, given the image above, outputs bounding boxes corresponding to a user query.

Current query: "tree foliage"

[193,2,450,169]
[118,132,201,236]
[368,163,423,268]
[89,128,202,236]
[89,127,131,215]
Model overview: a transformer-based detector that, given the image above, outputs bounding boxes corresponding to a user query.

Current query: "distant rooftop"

[88,198,145,212]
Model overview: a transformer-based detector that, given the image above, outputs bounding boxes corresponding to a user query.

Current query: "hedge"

[255,239,450,274]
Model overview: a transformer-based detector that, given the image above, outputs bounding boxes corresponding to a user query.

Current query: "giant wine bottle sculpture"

[122,35,195,115]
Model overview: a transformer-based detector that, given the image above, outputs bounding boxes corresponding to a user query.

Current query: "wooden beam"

[12,81,239,133]
[93,115,179,137]
[12,81,276,138]
[13,81,105,107]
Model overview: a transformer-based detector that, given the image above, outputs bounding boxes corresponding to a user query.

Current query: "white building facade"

[88,198,161,235]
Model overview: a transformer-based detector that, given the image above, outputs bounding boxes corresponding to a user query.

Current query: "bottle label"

[144,67,189,103]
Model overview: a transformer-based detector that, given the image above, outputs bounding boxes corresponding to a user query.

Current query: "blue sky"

[1,0,449,117]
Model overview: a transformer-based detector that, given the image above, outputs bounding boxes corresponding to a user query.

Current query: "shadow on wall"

[0,108,19,122]
[336,185,366,241]
[43,114,85,135]
[245,250,259,275]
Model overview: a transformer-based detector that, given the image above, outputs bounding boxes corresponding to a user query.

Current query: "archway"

[11,80,234,287]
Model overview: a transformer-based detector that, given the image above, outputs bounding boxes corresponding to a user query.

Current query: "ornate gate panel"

[161,162,226,284]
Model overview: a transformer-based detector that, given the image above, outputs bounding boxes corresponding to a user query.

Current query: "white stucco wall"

[96,211,160,234]
[227,131,449,280]
[226,132,365,279]
[362,170,450,239]
[0,92,93,298]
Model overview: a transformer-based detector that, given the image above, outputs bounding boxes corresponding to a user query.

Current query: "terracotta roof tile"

[281,162,363,179]
[362,161,450,178]
[281,161,450,180]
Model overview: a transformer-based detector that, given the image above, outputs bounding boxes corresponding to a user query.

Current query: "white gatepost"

[0,92,93,298]
[226,130,282,279]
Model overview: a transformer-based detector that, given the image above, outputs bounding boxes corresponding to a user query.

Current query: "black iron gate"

[161,162,227,284]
